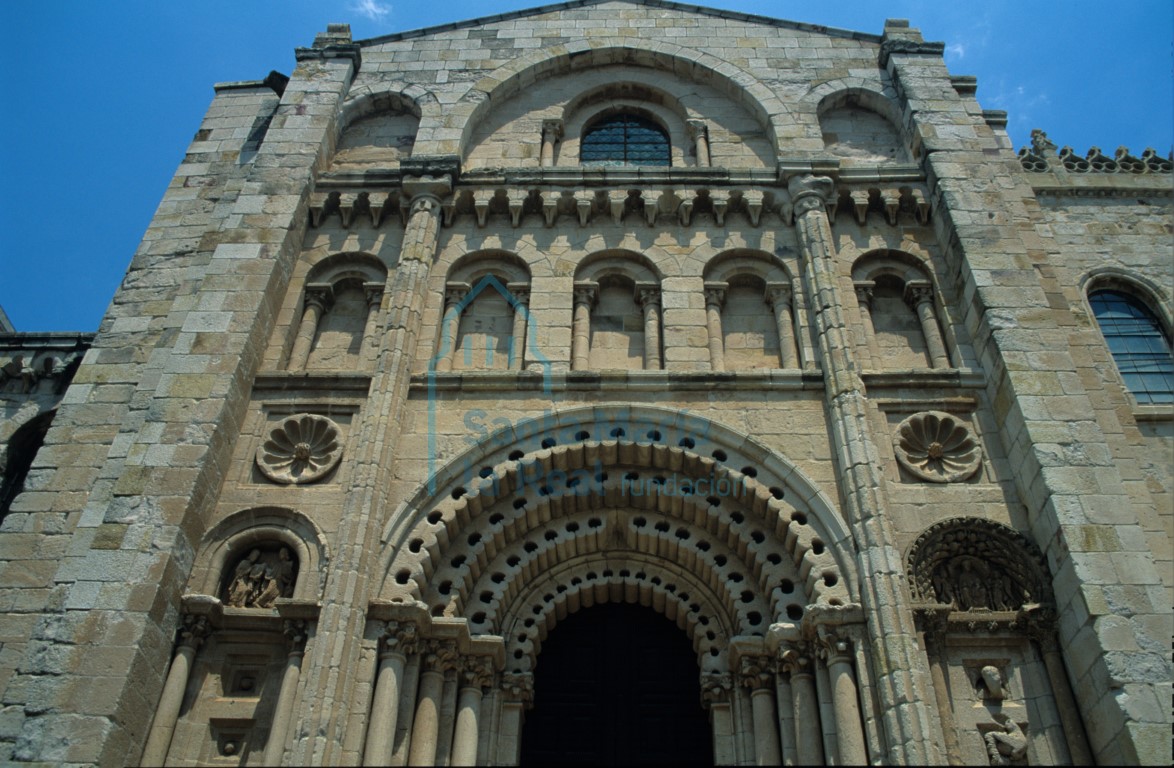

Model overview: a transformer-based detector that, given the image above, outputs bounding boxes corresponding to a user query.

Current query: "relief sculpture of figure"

[978,665,1005,701]
[226,549,261,607]
[984,713,1028,766]
[952,557,990,611]
[253,547,295,607]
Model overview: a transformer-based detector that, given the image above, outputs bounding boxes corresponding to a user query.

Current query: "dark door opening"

[519,602,713,766]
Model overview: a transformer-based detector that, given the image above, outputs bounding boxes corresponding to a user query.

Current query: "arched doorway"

[519,602,711,766]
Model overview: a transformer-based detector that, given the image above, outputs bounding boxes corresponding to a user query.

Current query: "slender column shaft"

[1035,636,1095,764]
[774,674,796,765]
[508,286,529,371]
[638,286,662,370]
[435,286,467,373]
[688,120,711,167]
[788,173,939,763]
[263,622,308,766]
[905,283,950,367]
[540,120,563,168]
[854,281,880,369]
[571,283,596,370]
[825,649,867,765]
[704,284,726,372]
[141,617,208,766]
[790,670,824,766]
[362,283,384,363]
[767,284,799,368]
[750,688,781,766]
[450,686,483,766]
[363,651,407,765]
[923,628,962,765]
[495,673,534,766]
[288,289,329,370]
[407,669,445,766]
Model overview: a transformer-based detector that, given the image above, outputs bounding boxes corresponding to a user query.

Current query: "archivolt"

[378,406,856,671]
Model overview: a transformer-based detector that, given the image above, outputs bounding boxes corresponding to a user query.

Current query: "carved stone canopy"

[222,545,298,609]
[256,413,344,484]
[907,518,1051,612]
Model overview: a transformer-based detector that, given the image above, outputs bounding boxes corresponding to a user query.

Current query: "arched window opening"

[589,275,646,370]
[581,114,670,167]
[454,284,514,371]
[1089,289,1174,404]
[721,275,780,370]
[1,412,54,519]
[870,275,931,369]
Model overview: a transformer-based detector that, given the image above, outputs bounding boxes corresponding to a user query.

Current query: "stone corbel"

[506,188,529,227]
[366,190,394,228]
[742,189,765,227]
[849,189,871,225]
[541,191,559,227]
[881,189,901,225]
[710,189,729,225]
[608,189,629,225]
[473,189,495,228]
[574,190,595,227]
[639,190,659,226]
[677,192,694,226]
[309,190,340,227]
[909,188,930,224]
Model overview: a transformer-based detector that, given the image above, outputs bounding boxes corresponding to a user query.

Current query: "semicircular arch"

[434,41,789,160]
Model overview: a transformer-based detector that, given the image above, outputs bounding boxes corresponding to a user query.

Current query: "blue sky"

[1,0,1170,332]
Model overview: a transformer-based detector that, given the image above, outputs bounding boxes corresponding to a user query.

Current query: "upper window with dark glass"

[1089,288,1174,404]
[581,114,670,167]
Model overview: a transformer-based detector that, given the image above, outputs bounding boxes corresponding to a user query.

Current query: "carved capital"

[363,282,385,309]
[507,282,531,306]
[636,285,661,310]
[903,280,935,310]
[499,672,535,707]
[815,628,854,665]
[283,619,309,651]
[703,282,727,309]
[380,620,421,658]
[541,119,564,143]
[699,673,733,706]
[422,639,460,673]
[304,284,334,313]
[573,282,598,308]
[787,174,836,217]
[401,173,453,210]
[778,644,814,678]
[177,614,211,651]
[765,282,792,308]
[444,282,471,308]
[853,280,876,308]
[736,654,775,690]
[460,655,496,691]
[686,119,709,142]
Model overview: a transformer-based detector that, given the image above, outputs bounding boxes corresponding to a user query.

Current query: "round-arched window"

[1089,289,1174,404]
[581,114,670,167]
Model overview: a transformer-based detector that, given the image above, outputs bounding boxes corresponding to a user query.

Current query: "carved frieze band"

[308,184,931,230]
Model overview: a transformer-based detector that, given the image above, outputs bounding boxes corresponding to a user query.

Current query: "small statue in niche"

[931,555,1029,612]
[984,713,1028,766]
[976,665,1005,701]
[223,547,296,608]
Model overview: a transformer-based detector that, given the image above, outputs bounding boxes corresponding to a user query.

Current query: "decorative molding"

[255,413,344,485]
[894,411,981,483]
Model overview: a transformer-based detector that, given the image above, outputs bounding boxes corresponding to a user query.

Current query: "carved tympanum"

[908,518,1050,612]
[895,411,981,483]
[223,547,297,608]
[256,413,343,484]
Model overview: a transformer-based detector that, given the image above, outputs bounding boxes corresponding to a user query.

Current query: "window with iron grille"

[1089,289,1174,404]
[581,114,670,167]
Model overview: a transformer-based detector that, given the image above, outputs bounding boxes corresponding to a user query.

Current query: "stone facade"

[0,1,1170,765]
